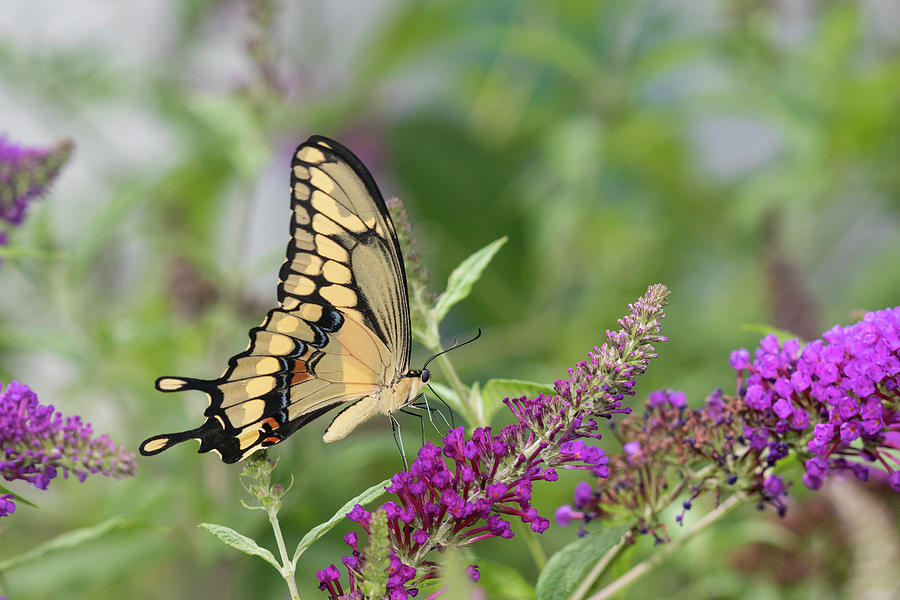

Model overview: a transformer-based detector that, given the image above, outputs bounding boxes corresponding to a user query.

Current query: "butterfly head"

[407,368,431,384]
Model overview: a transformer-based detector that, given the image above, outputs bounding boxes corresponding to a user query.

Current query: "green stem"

[657,464,715,510]
[268,507,301,600]
[517,522,548,571]
[579,494,745,600]
[436,352,480,424]
[568,534,630,600]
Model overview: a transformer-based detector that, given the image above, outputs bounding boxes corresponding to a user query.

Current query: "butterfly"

[139,135,431,463]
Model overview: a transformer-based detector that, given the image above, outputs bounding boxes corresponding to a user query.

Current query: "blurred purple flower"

[0,493,15,517]
[0,136,72,227]
[0,380,137,517]
[466,564,480,583]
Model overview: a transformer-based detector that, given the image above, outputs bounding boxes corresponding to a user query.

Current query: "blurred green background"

[1,1,899,598]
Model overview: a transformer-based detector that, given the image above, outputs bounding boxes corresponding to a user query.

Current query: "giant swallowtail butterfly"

[139,135,429,463]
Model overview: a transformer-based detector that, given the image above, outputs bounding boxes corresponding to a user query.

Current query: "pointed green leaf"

[199,523,280,571]
[432,237,507,323]
[481,379,555,424]
[291,478,390,567]
[0,483,39,509]
[0,516,130,573]
[0,245,62,261]
[536,523,632,600]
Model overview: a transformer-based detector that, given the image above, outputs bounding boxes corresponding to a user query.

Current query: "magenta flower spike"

[317,284,670,598]
[0,381,137,518]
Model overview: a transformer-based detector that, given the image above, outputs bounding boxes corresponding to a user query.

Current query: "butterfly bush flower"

[316,284,669,598]
[0,381,137,517]
[733,306,900,491]
[559,387,788,543]
[560,306,900,542]
[0,136,73,232]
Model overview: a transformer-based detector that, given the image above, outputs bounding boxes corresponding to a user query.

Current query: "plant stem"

[517,521,548,570]
[569,533,630,600]
[268,506,301,600]
[437,352,481,424]
[574,494,745,600]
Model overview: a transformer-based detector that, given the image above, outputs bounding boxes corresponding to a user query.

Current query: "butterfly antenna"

[426,384,456,430]
[422,328,482,371]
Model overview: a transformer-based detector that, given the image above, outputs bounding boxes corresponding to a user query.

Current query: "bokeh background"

[2,1,899,598]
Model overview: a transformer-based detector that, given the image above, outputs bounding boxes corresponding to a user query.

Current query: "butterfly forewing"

[139,136,414,463]
[286,137,410,366]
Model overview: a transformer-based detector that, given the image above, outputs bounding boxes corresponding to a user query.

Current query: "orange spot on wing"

[291,360,310,385]
[262,417,280,430]
[263,437,281,445]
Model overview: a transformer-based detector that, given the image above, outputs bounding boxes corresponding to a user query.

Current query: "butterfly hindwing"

[139,136,414,463]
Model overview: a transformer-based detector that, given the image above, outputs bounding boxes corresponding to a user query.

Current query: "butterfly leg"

[410,393,453,433]
[399,407,427,446]
[408,393,437,434]
[390,414,409,470]
[426,385,456,429]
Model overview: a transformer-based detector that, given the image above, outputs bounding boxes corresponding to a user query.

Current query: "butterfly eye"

[421,369,431,383]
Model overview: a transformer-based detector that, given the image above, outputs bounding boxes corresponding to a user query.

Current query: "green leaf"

[740,323,805,344]
[0,483,39,509]
[481,379,555,424]
[199,523,280,571]
[536,523,632,600]
[432,236,507,323]
[0,245,62,261]
[0,516,130,573]
[291,478,390,567]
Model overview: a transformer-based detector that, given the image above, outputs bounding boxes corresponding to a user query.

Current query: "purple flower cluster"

[557,387,786,542]
[0,136,72,229]
[317,425,596,599]
[731,307,900,492]
[1,380,138,517]
[557,306,900,545]
[317,285,670,598]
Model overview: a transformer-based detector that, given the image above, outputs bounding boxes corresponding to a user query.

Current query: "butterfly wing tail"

[139,418,243,463]
[155,376,214,393]
[141,375,245,463]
